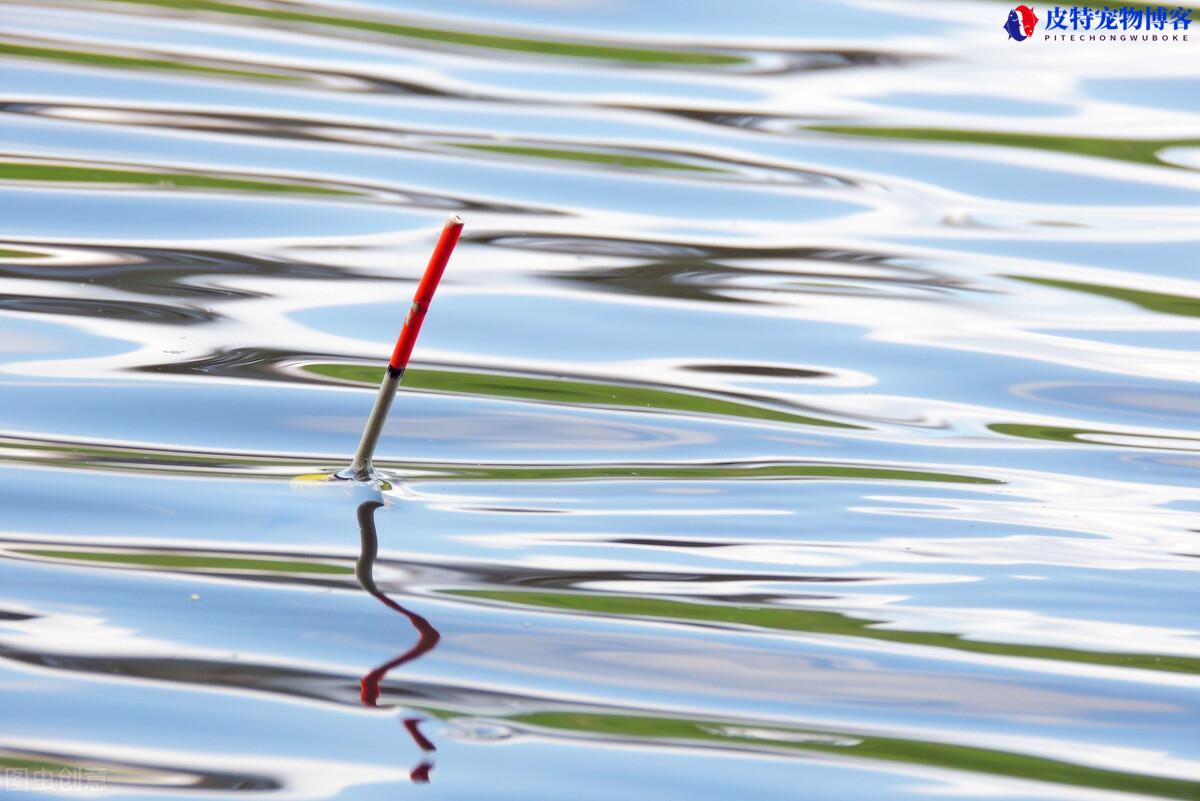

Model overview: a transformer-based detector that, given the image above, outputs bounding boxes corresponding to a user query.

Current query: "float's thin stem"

[344,367,403,481]
[342,215,463,481]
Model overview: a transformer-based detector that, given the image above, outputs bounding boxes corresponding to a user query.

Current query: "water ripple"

[0,0,1198,798]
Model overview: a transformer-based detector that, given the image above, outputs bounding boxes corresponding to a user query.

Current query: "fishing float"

[336,214,464,482]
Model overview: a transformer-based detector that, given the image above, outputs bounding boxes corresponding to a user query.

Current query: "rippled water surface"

[1,1,1199,798]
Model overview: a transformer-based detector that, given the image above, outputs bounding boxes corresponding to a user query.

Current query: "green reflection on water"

[447,143,724,173]
[16,548,352,574]
[508,712,1199,801]
[0,248,46,259]
[99,0,744,65]
[990,422,1200,451]
[0,161,356,196]
[0,41,292,80]
[1011,275,1200,318]
[451,590,1200,674]
[305,363,860,430]
[809,125,1200,169]
[0,755,70,772]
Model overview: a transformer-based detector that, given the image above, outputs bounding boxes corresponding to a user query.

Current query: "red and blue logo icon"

[1004,5,1040,40]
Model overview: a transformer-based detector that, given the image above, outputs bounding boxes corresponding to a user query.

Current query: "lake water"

[1,1,1199,798]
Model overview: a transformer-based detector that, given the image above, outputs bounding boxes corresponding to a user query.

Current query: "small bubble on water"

[444,719,514,742]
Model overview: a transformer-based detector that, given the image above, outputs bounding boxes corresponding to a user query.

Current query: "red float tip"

[388,216,464,372]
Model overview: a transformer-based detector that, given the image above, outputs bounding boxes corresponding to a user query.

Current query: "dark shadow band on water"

[0,434,1003,484]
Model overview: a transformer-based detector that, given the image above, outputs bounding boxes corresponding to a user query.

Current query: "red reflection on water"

[410,760,434,784]
[358,597,441,708]
[356,500,441,782]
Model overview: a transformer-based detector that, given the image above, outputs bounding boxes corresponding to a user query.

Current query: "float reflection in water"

[355,497,441,784]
